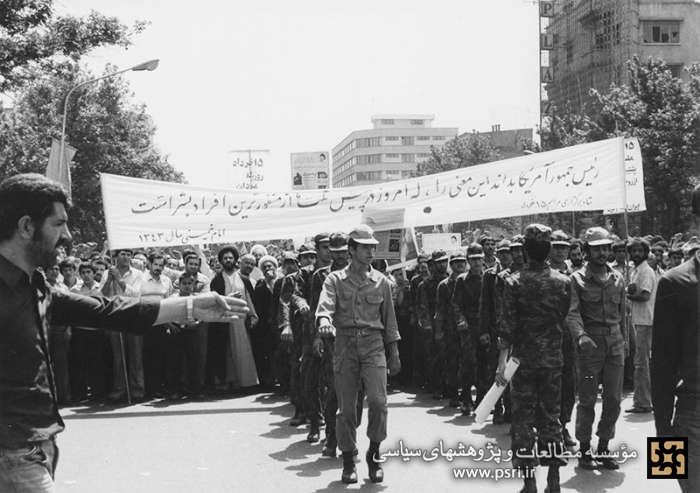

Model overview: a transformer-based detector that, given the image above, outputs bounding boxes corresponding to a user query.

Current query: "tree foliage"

[0,0,147,92]
[541,56,700,237]
[416,133,501,176]
[0,65,185,242]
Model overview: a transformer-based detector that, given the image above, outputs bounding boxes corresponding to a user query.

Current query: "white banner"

[100,137,640,249]
[603,137,646,214]
[421,233,462,253]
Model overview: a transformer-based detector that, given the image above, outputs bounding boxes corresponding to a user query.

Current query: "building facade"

[545,0,700,111]
[459,126,534,160]
[331,115,458,187]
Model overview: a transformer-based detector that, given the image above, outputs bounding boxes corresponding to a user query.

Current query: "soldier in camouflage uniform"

[496,224,572,493]
[549,229,578,448]
[415,251,448,396]
[451,243,485,415]
[434,252,467,406]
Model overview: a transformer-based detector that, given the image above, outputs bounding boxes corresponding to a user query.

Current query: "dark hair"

[92,258,107,268]
[626,237,650,256]
[217,245,239,263]
[569,239,583,250]
[524,238,550,262]
[148,252,165,265]
[0,174,71,241]
[179,272,196,282]
[183,252,200,265]
[348,238,359,250]
[78,262,94,273]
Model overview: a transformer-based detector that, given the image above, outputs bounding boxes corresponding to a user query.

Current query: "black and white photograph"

[1,0,699,492]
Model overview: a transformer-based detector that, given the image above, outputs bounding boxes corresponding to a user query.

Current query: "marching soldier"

[316,225,401,484]
[566,227,626,470]
[496,224,572,493]
[434,252,467,406]
[451,243,485,415]
[549,229,578,447]
[416,251,448,397]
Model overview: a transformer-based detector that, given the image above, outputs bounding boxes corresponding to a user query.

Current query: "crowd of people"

[19,177,700,491]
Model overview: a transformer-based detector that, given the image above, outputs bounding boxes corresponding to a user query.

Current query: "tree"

[0,0,146,92]
[416,133,500,176]
[540,57,700,237]
[0,65,185,242]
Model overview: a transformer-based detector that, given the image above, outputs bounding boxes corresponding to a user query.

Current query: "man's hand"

[387,343,401,376]
[494,361,507,386]
[296,302,310,315]
[479,334,491,346]
[578,334,598,351]
[280,327,293,343]
[192,292,249,322]
[312,337,324,358]
[318,319,335,338]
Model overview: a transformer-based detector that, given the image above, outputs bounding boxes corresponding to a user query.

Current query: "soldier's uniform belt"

[336,327,381,337]
[584,324,620,336]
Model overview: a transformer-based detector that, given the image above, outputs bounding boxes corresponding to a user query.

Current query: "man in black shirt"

[0,174,248,492]
[652,184,700,493]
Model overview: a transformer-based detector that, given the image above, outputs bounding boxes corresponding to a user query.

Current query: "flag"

[46,138,76,200]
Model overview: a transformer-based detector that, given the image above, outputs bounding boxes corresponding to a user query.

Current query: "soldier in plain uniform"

[434,251,467,406]
[451,243,485,415]
[496,224,572,493]
[566,227,626,471]
[316,225,401,484]
[549,229,578,448]
[479,239,510,422]
[415,250,448,397]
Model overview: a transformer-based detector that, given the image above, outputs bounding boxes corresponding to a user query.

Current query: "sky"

[56,0,541,191]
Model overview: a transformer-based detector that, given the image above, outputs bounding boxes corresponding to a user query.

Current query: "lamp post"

[58,59,158,405]
[58,59,160,184]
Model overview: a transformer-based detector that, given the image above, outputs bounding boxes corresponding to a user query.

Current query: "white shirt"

[137,272,173,302]
[630,260,656,325]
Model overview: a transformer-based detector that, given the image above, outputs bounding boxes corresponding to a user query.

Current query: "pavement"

[55,388,681,493]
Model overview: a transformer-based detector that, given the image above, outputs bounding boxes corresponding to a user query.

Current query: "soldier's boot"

[366,442,384,483]
[578,441,599,470]
[307,422,320,443]
[341,451,358,484]
[544,465,561,493]
[321,437,337,458]
[289,407,305,427]
[596,440,620,470]
[519,471,537,493]
[562,428,577,447]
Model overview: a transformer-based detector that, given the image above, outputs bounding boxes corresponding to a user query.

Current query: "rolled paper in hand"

[474,357,520,424]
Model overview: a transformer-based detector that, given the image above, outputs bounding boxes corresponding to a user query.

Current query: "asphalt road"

[55,388,680,493]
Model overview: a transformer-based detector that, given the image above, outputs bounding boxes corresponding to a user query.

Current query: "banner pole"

[619,137,630,240]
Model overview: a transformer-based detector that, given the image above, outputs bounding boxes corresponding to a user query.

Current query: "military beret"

[524,224,552,243]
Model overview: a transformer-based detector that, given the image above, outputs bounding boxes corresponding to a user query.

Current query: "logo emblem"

[648,437,688,479]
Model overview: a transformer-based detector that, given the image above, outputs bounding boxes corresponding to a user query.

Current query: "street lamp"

[58,59,160,186]
[57,59,157,405]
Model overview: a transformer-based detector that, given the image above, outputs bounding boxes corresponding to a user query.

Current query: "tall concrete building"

[331,115,458,187]
[544,0,700,111]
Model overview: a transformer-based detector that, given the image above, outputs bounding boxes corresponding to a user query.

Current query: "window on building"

[433,136,446,141]
[401,154,415,163]
[410,119,424,125]
[385,153,399,158]
[666,64,683,78]
[416,136,430,141]
[401,171,414,178]
[401,136,414,146]
[385,136,399,141]
[380,119,395,125]
[642,20,681,44]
